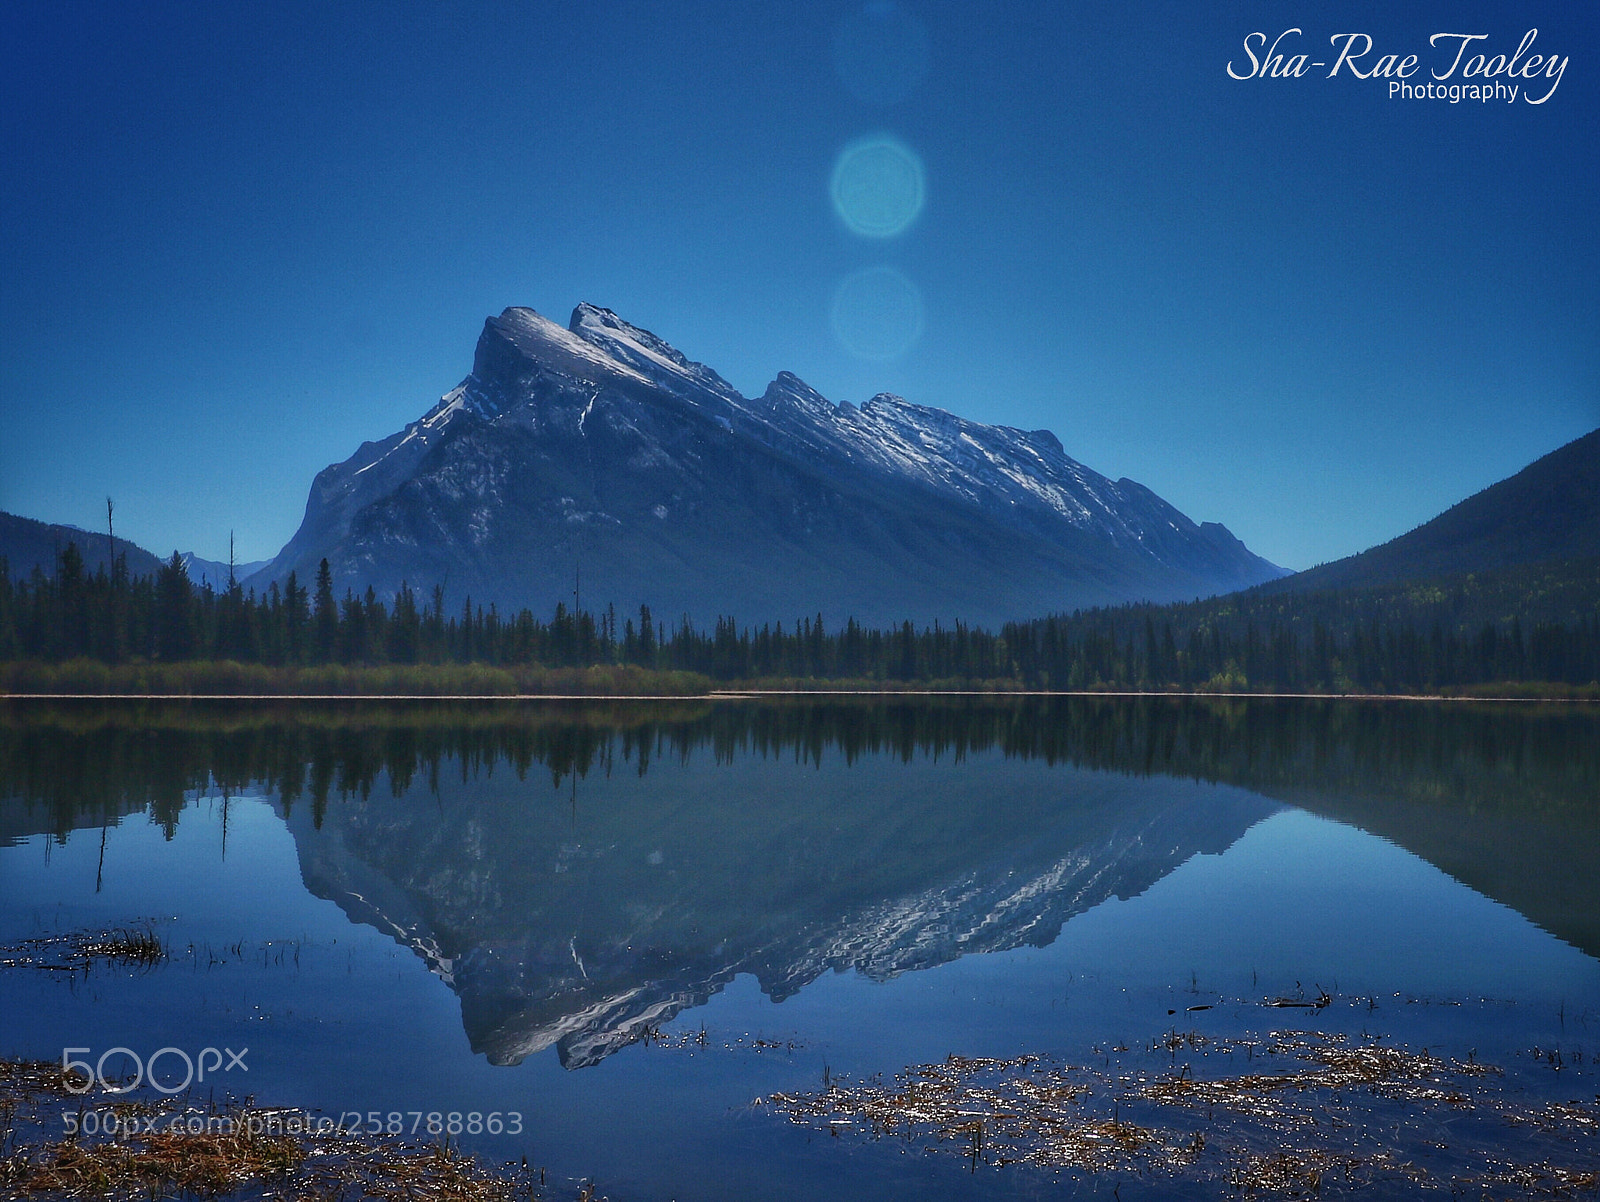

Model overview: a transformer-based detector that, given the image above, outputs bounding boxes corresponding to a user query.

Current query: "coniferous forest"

[1,542,1597,693]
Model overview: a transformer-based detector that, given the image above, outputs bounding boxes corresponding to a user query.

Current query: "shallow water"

[1,697,1597,1197]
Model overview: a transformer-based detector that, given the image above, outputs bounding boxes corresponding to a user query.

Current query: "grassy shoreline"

[0,1059,546,1201]
[1,660,1596,700]
[0,659,712,697]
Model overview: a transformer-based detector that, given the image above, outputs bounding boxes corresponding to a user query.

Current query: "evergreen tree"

[284,571,310,663]
[154,552,194,660]
[313,559,338,663]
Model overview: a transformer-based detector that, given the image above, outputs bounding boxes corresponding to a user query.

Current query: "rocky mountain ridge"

[247,304,1284,626]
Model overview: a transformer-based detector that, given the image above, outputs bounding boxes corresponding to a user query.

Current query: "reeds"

[4,1117,306,1197]
[762,1031,1600,1195]
[0,927,165,973]
[73,928,165,967]
[0,1059,549,1200]
[0,658,714,697]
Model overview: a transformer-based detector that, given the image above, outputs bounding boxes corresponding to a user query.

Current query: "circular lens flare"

[830,266,924,361]
[831,136,925,239]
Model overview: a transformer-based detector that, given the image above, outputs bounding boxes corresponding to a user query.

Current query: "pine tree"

[313,559,338,663]
[155,552,194,660]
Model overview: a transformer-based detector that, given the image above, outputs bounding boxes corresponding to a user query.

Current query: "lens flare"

[830,136,925,239]
[830,266,924,361]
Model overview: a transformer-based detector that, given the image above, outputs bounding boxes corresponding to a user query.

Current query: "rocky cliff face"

[250,304,1284,625]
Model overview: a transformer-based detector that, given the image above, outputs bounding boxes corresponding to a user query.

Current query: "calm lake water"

[1,697,1597,1198]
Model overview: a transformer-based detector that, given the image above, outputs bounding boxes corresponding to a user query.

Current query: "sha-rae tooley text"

[1228,29,1568,104]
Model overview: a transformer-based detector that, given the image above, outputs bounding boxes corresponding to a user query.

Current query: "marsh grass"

[73,928,165,967]
[0,659,712,697]
[0,926,166,974]
[1129,1031,1490,1124]
[3,1116,307,1198]
[763,1031,1600,1195]
[765,1053,1173,1173]
[0,1059,553,1201]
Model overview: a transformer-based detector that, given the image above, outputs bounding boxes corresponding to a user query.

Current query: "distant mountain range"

[0,512,166,580]
[0,512,266,590]
[243,304,1284,626]
[1267,427,1599,595]
[4,306,1594,626]
[178,551,270,591]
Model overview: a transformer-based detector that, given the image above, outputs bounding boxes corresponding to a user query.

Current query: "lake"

[2,696,1597,1198]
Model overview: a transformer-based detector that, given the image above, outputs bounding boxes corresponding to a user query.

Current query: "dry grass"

[71,929,165,967]
[0,659,712,698]
[1131,1031,1484,1123]
[1224,1148,1430,1196]
[0,1059,555,1201]
[1470,1160,1600,1196]
[0,927,165,973]
[0,1119,545,1201]
[762,1030,1600,1196]
[0,1062,89,1099]
[1508,1101,1600,1136]
[765,1054,1178,1173]
[2,1120,306,1197]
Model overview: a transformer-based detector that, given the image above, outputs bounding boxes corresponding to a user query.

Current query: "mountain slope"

[0,511,167,580]
[179,551,269,591]
[250,304,1283,626]
[0,512,262,591]
[1271,428,1600,594]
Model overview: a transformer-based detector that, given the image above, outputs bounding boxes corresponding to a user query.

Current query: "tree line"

[1,542,1597,690]
[5,696,1597,839]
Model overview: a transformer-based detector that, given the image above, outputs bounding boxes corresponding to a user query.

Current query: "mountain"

[0,512,268,591]
[1270,427,1600,594]
[178,551,270,591]
[248,304,1283,626]
[0,511,166,580]
[283,750,1276,1068]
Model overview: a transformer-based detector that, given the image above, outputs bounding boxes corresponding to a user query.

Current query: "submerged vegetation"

[0,1060,556,1200]
[0,927,165,973]
[1,544,1597,694]
[764,1031,1600,1195]
[7,1032,1591,1197]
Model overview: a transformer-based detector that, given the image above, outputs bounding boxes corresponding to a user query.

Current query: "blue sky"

[2,0,1595,571]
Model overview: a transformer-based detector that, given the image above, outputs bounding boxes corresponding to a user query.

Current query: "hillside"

[0,511,166,580]
[1272,428,1600,594]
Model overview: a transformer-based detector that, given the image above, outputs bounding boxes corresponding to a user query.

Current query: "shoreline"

[2,689,1595,703]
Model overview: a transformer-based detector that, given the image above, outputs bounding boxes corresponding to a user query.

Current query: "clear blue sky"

[2,1,1595,570]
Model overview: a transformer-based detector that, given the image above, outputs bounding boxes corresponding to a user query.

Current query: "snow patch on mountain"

[247,302,1284,618]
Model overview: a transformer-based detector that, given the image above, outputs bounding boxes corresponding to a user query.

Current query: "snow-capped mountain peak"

[566,303,744,412]
[248,302,1284,623]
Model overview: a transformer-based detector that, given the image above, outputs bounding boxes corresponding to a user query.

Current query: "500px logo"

[63,1046,248,1094]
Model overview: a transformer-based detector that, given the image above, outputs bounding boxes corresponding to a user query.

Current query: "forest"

[2,543,1597,692]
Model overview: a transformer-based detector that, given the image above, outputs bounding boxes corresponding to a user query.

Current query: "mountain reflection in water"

[2,696,1596,1070]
